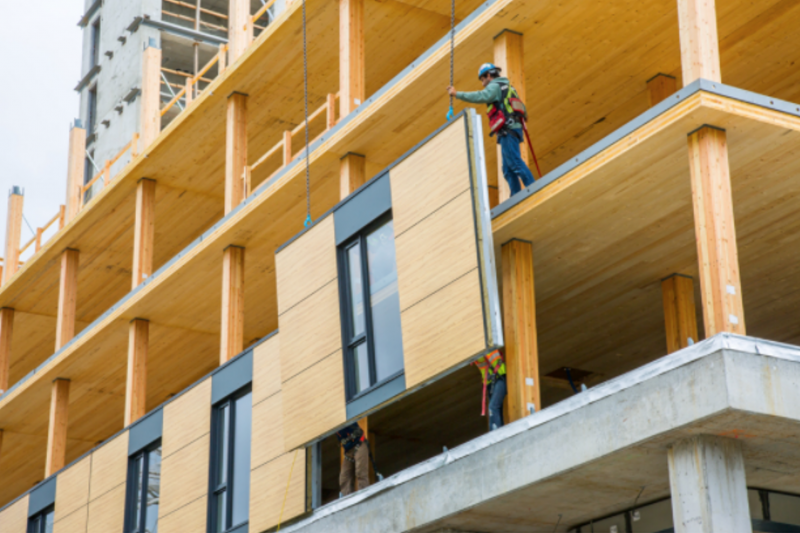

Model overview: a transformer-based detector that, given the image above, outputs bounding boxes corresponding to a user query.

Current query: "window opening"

[90,19,101,69]
[87,87,98,139]
[27,505,54,533]
[125,442,162,533]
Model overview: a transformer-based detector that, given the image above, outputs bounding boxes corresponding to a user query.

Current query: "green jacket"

[455,76,522,132]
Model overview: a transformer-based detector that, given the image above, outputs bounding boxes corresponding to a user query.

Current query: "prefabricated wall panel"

[0,494,28,533]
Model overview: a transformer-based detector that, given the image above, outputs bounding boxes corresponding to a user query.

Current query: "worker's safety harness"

[486,84,543,178]
[472,349,506,416]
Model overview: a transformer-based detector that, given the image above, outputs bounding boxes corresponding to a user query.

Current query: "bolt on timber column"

[339,0,365,118]
[55,249,80,351]
[4,188,24,284]
[226,92,248,214]
[668,435,751,533]
[132,178,156,289]
[140,41,162,149]
[0,308,14,393]
[220,246,245,364]
[45,378,70,477]
[501,239,541,422]
[661,274,699,353]
[65,121,86,223]
[494,30,527,206]
[125,319,149,426]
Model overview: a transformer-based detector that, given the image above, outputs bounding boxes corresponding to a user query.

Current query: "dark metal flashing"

[77,0,102,28]
[128,407,163,456]
[27,477,56,517]
[74,65,101,92]
[687,123,726,137]
[646,72,677,83]
[211,349,254,404]
[345,373,406,420]
[492,79,800,220]
[334,174,392,245]
[140,17,228,46]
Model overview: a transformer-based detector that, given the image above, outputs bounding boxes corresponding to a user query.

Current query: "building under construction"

[1,0,800,531]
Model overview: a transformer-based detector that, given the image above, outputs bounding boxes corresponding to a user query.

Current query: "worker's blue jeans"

[488,377,507,431]
[498,131,535,196]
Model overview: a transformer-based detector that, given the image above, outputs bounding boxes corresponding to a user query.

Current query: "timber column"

[339,0,365,117]
[125,319,149,426]
[229,0,253,63]
[661,274,699,353]
[501,239,540,422]
[220,246,245,364]
[55,249,80,351]
[4,188,24,284]
[140,40,162,149]
[0,308,14,393]
[494,30,527,206]
[45,378,71,477]
[65,121,86,223]
[226,92,248,213]
[340,153,366,199]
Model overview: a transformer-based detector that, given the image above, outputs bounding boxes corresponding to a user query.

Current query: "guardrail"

[79,132,140,210]
[248,0,278,35]
[161,44,229,117]
[163,0,230,33]
[18,206,66,258]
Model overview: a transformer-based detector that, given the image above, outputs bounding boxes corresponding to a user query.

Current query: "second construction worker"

[473,349,507,431]
[337,422,371,496]
[447,63,536,196]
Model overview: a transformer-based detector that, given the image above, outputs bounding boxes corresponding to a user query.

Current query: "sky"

[0,1,84,258]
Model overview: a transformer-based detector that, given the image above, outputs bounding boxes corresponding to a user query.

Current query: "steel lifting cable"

[446,0,455,121]
[302,0,312,228]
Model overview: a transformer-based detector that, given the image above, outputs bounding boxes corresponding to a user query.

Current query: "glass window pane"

[131,454,144,533]
[351,342,371,393]
[366,220,404,381]
[145,447,161,533]
[216,404,229,486]
[770,492,800,525]
[347,243,366,338]
[231,393,252,526]
[214,490,226,533]
[44,510,54,533]
[631,499,673,532]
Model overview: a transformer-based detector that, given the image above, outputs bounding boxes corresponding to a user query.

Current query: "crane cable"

[446,0,455,121]
[302,0,312,228]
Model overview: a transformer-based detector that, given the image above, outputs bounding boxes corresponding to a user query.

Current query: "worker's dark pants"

[487,377,507,431]
[498,131,535,196]
[340,443,370,496]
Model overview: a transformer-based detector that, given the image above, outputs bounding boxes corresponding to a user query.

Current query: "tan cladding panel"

[55,455,91,521]
[279,280,341,383]
[89,431,128,500]
[159,435,210,517]
[282,352,346,450]
[253,334,281,404]
[158,495,207,533]
[395,190,478,311]
[163,378,211,458]
[53,507,88,533]
[403,271,486,388]
[390,120,471,236]
[252,393,285,468]
[0,494,28,533]
[276,215,337,315]
[86,484,125,533]
[250,450,306,532]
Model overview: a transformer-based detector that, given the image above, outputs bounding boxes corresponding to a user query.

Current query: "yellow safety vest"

[473,350,506,386]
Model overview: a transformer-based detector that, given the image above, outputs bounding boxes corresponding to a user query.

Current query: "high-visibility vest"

[473,350,506,386]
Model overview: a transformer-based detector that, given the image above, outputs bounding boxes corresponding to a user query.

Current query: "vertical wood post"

[45,378,70,477]
[688,126,744,337]
[229,0,252,63]
[132,179,156,289]
[501,239,540,422]
[339,0,365,117]
[676,0,721,85]
[141,42,162,148]
[494,30,527,205]
[220,246,245,364]
[648,74,678,107]
[3,188,24,284]
[340,153,366,200]
[0,308,14,393]
[327,93,337,129]
[218,44,228,73]
[55,249,80,351]
[225,92,248,214]
[125,319,149,426]
[283,130,293,166]
[662,274,699,353]
[65,122,86,223]
[185,77,194,106]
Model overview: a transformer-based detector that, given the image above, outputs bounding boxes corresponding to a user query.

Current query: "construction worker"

[337,422,371,496]
[447,63,536,196]
[473,349,507,431]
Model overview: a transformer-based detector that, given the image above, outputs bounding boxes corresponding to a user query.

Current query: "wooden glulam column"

[676,0,721,85]
[688,126,744,337]
[55,249,80,351]
[140,41,162,148]
[132,178,156,289]
[229,0,252,63]
[647,73,678,107]
[340,153,366,200]
[65,121,86,223]
[125,319,149,426]
[661,274,699,353]
[0,308,14,393]
[220,246,245,364]
[339,0,365,117]
[4,188,24,284]
[494,30,527,207]
[225,92,248,214]
[501,239,540,422]
[45,378,70,477]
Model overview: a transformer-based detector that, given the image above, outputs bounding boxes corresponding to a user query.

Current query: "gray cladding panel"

[128,408,164,455]
[212,349,254,404]
[28,477,56,517]
[334,173,392,245]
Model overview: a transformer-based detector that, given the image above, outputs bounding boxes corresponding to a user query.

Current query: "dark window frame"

[208,385,252,533]
[338,212,403,401]
[87,85,98,139]
[124,440,162,533]
[27,505,54,533]
[90,18,101,69]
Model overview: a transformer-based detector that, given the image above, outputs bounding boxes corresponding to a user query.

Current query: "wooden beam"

[132,179,156,289]
[225,92,248,214]
[662,274,699,353]
[648,74,678,107]
[494,30,528,205]
[688,126,745,337]
[220,245,245,364]
[340,153,366,200]
[125,319,149,426]
[676,0,721,85]
[339,0,365,117]
[229,0,252,62]
[0,308,13,393]
[65,123,86,222]
[55,249,80,351]
[141,44,162,148]
[3,188,23,284]
[501,239,540,422]
[45,378,70,477]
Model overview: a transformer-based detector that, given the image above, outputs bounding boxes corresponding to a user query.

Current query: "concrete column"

[668,435,752,533]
